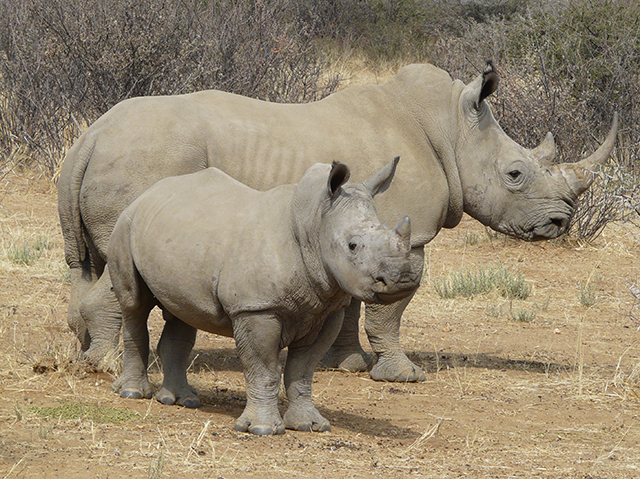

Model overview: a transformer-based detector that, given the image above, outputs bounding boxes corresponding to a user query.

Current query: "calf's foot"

[370,351,426,382]
[234,409,285,436]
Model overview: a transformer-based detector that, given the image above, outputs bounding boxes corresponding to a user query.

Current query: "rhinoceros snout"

[371,269,420,303]
[533,215,570,240]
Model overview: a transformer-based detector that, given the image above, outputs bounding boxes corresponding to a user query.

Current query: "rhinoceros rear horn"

[532,132,557,165]
[328,162,350,198]
[393,216,411,252]
[362,156,400,197]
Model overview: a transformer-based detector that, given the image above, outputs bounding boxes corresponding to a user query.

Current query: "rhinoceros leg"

[320,299,372,372]
[155,311,199,409]
[283,309,344,432]
[366,246,426,382]
[232,313,285,435]
[79,265,122,366]
[111,300,155,401]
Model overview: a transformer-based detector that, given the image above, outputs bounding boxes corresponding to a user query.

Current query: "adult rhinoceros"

[58,61,618,382]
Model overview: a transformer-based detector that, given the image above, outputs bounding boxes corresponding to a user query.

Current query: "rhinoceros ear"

[476,60,499,109]
[362,156,400,197]
[328,161,350,199]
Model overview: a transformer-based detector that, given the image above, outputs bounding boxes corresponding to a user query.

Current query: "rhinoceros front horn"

[393,216,411,252]
[558,112,619,197]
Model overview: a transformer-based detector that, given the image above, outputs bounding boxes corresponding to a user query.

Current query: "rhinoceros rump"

[108,160,419,435]
[58,61,618,382]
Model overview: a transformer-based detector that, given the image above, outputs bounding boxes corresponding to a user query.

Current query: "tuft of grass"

[28,401,141,423]
[7,235,54,266]
[463,231,479,246]
[434,262,531,300]
[148,450,165,479]
[510,304,537,323]
[578,275,600,307]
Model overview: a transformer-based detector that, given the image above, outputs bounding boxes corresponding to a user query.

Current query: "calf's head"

[293,158,420,304]
[455,62,618,240]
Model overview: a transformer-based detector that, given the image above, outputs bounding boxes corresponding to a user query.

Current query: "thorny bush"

[0,0,338,177]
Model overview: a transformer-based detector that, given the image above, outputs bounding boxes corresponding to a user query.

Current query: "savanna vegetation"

[1,2,640,477]
[1,0,639,240]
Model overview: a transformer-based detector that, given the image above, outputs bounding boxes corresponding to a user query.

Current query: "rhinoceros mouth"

[372,289,416,304]
[369,273,420,303]
[530,215,570,240]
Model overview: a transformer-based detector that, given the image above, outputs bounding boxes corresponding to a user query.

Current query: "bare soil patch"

[1,174,639,478]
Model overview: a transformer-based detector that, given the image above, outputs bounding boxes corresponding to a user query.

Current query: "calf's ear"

[328,162,350,199]
[362,156,400,197]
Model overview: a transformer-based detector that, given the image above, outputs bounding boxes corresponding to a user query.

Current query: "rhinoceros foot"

[81,341,119,369]
[234,409,285,435]
[321,346,373,372]
[156,386,200,409]
[112,375,153,399]
[234,420,286,436]
[283,405,331,432]
[370,351,426,382]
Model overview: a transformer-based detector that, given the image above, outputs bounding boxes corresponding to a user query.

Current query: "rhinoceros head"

[455,62,618,240]
[293,158,420,304]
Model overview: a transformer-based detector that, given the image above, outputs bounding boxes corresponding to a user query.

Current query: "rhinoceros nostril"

[550,217,567,230]
[375,276,387,286]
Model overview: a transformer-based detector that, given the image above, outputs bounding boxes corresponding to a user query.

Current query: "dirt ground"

[0,173,639,479]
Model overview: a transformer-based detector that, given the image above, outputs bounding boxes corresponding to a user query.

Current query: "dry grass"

[0,173,639,478]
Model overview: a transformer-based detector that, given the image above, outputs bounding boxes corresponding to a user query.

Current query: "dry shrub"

[426,0,640,240]
[0,0,338,177]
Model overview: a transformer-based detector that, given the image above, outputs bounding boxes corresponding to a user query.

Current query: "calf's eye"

[348,242,357,251]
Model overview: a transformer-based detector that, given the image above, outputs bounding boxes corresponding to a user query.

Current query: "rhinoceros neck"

[289,188,343,301]
[380,69,465,230]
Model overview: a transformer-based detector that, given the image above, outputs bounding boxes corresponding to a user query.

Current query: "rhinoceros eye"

[348,242,358,251]
[508,169,522,181]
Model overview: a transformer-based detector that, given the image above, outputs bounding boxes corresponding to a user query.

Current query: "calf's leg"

[111,299,154,399]
[155,311,199,408]
[284,309,344,432]
[232,313,284,435]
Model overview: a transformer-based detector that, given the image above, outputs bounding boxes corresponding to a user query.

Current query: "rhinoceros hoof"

[321,348,372,372]
[370,353,426,382]
[294,420,331,432]
[233,422,286,435]
[156,388,200,409]
[283,407,331,432]
[120,388,153,400]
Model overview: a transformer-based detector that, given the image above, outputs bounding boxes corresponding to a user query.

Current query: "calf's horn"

[393,216,411,251]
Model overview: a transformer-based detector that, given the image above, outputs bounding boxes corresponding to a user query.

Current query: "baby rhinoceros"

[108,157,419,435]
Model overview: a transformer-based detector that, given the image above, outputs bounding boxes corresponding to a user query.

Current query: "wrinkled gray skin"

[58,62,618,382]
[109,160,419,435]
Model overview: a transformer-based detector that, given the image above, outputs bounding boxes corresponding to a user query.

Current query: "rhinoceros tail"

[57,134,95,267]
